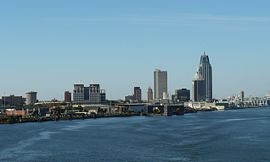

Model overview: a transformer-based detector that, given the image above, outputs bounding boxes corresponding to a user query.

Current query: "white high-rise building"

[89,84,101,104]
[73,84,85,103]
[73,83,104,104]
[25,92,37,105]
[154,69,168,101]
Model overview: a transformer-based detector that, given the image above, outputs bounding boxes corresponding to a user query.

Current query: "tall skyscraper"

[147,87,153,103]
[154,69,168,101]
[193,52,213,101]
[198,52,213,101]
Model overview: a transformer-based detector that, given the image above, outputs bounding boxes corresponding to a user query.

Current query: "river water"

[1,108,270,162]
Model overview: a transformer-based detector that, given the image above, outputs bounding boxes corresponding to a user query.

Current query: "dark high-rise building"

[192,52,213,102]
[173,88,190,103]
[240,91,245,102]
[84,87,90,100]
[198,52,213,101]
[64,91,72,103]
[133,87,142,102]
[147,87,153,103]
[192,72,206,102]
[100,89,106,103]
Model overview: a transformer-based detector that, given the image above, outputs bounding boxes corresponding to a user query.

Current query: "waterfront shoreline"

[1,106,268,125]
[0,113,143,125]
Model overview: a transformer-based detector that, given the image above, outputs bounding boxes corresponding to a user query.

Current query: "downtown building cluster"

[62,52,214,115]
[124,69,190,104]
[2,52,270,124]
[124,53,212,104]
[0,53,213,112]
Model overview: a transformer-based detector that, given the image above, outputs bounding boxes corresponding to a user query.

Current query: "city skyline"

[1,1,270,100]
[2,2,270,162]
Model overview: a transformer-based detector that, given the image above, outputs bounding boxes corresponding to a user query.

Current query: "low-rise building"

[1,95,25,106]
[172,88,190,104]
[5,109,27,116]
[125,95,134,103]
[64,91,72,103]
[147,87,153,103]
[118,103,147,113]
[185,101,225,111]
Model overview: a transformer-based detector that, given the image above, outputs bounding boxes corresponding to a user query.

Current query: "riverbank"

[1,106,267,125]
[0,113,144,124]
[0,108,199,124]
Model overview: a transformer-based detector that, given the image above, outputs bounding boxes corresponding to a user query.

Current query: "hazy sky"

[1,0,270,100]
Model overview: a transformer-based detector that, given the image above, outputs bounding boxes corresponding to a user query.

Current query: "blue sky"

[1,0,270,100]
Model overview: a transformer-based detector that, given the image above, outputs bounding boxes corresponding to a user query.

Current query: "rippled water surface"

[1,108,270,162]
